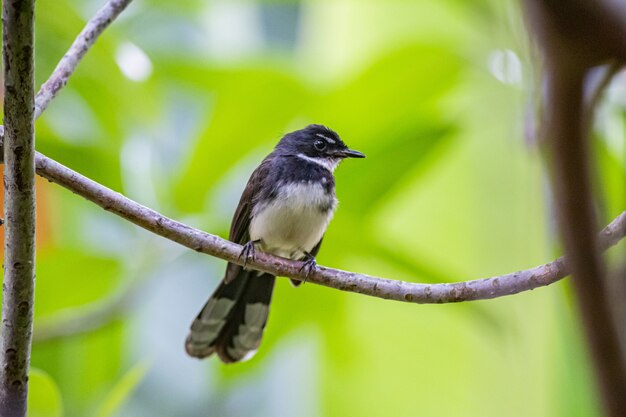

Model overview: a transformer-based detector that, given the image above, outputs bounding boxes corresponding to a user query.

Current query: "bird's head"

[276,125,365,167]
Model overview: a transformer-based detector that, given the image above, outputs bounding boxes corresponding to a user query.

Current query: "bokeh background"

[7,0,626,415]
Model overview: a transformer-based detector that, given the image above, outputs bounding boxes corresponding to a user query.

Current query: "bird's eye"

[314,140,327,151]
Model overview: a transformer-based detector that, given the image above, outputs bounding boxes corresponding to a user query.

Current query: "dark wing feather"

[309,237,324,258]
[224,157,273,283]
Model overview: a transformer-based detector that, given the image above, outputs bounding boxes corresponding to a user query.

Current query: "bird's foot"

[298,252,317,283]
[239,240,261,269]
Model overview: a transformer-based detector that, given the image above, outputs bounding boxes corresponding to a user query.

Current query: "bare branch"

[545,61,626,415]
[0,0,134,162]
[524,0,626,66]
[6,0,625,307]
[1,0,36,414]
[524,0,626,413]
[0,0,621,308]
[34,0,134,119]
[33,152,626,304]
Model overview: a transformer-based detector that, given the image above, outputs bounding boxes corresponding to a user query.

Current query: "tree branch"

[34,0,134,119]
[524,0,626,414]
[0,0,625,399]
[33,151,626,303]
[0,0,133,413]
[546,61,626,415]
[3,0,623,307]
[1,0,36,415]
[0,0,134,162]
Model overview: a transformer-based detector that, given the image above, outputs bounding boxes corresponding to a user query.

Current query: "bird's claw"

[299,254,317,283]
[239,240,259,269]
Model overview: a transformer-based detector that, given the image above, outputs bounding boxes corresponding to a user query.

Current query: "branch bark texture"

[33,151,626,303]
[0,0,622,310]
[1,0,36,415]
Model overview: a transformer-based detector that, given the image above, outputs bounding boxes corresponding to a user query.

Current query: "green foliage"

[26,0,621,416]
[93,360,152,417]
[28,368,64,417]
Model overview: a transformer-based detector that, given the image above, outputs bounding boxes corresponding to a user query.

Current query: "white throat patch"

[297,153,339,172]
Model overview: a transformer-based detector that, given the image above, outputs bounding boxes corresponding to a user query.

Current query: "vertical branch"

[1,0,36,415]
[545,60,626,416]
[524,0,626,414]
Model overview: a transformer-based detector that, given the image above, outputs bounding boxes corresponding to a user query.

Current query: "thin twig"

[1,0,37,415]
[33,151,626,304]
[34,0,134,119]
[0,0,134,163]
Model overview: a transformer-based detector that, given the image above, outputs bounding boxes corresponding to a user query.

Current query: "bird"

[185,124,365,363]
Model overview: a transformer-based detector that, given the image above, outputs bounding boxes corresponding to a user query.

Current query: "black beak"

[336,148,366,159]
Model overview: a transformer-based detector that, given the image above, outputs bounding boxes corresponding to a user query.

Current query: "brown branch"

[0,0,133,413]
[2,0,622,308]
[524,0,626,414]
[0,0,621,307]
[545,61,626,416]
[1,0,36,415]
[525,0,626,66]
[33,152,626,304]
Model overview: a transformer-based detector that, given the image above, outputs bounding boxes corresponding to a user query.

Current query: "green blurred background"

[12,0,626,415]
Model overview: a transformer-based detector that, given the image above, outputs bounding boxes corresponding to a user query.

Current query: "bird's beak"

[336,148,366,159]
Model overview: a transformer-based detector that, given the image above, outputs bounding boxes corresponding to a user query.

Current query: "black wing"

[309,237,324,258]
[224,157,273,283]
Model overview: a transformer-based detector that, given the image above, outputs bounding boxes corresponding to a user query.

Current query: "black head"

[275,124,365,160]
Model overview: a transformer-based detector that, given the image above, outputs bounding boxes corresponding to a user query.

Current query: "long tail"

[185,269,276,363]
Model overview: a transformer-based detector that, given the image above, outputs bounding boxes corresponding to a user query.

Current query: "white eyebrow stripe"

[315,133,335,144]
[296,153,339,172]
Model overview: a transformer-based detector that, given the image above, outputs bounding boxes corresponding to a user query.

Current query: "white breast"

[249,181,337,259]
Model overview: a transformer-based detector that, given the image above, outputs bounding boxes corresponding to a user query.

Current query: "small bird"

[185,124,364,363]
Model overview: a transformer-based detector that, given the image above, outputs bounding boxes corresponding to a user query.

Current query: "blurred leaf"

[165,66,312,211]
[339,122,456,216]
[28,368,64,417]
[35,0,85,86]
[594,136,626,223]
[93,359,152,417]
[312,43,461,135]
[35,248,121,318]
[31,323,125,417]
[312,44,462,215]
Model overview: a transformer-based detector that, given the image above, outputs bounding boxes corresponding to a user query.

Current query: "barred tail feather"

[185,271,275,363]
